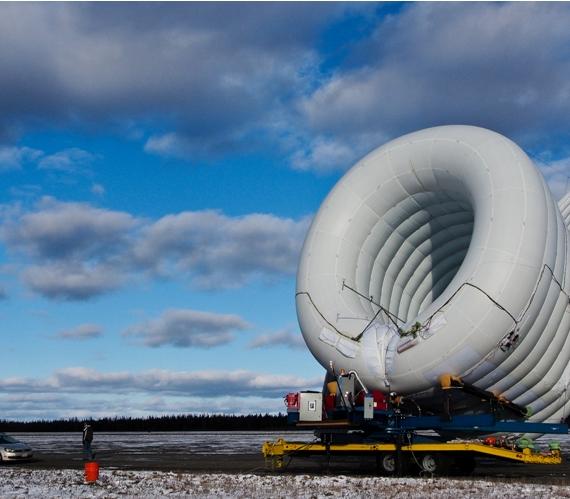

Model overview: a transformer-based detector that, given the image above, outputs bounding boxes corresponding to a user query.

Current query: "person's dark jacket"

[83,426,93,444]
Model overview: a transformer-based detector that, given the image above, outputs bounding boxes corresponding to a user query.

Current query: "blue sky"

[2,2,570,420]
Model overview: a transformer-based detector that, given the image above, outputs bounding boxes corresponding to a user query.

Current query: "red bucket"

[84,461,99,483]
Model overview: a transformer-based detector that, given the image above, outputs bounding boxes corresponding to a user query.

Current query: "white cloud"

[249,328,305,350]
[144,133,186,158]
[134,210,311,289]
[54,323,103,340]
[1,197,136,299]
[295,3,570,172]
[2,197,136,260]
[0,367,321,399]
[124,309,250,348]
[0,199,309,299]
[37,147,96,173]
[0,145,98,177]
[290,136,366,173]
[1,4,569,174]
[537,156,570,200]
[23,262,122,300]
[0,146,42,171]
[0,197,132,300]
[0,393,291,419]
[0,3,344,156]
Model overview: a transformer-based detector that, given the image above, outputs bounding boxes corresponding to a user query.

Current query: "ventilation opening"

[372,191,474,325]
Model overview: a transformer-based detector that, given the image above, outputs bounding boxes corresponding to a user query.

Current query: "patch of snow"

[0,469,569,498]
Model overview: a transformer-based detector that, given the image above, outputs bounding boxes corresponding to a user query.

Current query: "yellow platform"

[262,438,562,466]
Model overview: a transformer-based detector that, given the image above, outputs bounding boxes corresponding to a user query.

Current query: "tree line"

[0,413,289,432]
[2,412,567,432]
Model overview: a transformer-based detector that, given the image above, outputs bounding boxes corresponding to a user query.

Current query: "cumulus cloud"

[0,198,308,299]
[0,146,42,171]
[0,145,98,177]
[2,197,135,260]
[0,393,290,420]
[143,131,257,161]
[0,372,316,419]
[0,367,321,399]
[54,323,103,341]
[297,3,570,172]
[0,393,70,420]
[124,308,250,348]
[249,328,305,350]
[134,211,310,289]
[2,4,569,173]
[1,197,136,299]
[37,147,96,173]
[23,262,122,300]
[290,137,359,173]
[144,133,181,157]
[537,156,570,200]
[0,3,344,156]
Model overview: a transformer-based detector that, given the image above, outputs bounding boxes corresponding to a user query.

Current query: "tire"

[377,452,409,475]
[418,453,452,475]
[378,453,396,474]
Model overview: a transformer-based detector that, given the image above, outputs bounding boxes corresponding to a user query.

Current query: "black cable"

[296,289,401,343]
[280,437,321,471]
[544,264,568,297]
[299,262,570,346]
[354,307,384,342]
[295,292,350,339]
[342,282,405,326]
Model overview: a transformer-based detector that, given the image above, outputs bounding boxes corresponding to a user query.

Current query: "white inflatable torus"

[296,125,570,423]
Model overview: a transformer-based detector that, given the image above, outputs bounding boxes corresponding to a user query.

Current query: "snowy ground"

[1,468,570,498]
[3,432,569,497]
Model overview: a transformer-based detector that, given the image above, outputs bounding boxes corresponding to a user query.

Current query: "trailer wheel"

[377,453,396,474]
[418,453,451,475]
[376,453,409,475]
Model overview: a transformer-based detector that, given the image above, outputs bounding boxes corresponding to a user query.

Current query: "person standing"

[82,423,94,460]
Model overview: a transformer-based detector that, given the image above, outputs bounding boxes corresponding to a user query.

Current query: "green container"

[516,437,535,450]
[549,441,561,451]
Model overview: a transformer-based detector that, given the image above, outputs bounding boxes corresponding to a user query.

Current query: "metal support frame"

[262,439,563,465]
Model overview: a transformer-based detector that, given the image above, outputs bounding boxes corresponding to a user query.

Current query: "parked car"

[0,433,33,462]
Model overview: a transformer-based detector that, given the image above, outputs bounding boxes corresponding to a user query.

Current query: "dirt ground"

[9,450,570,486]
